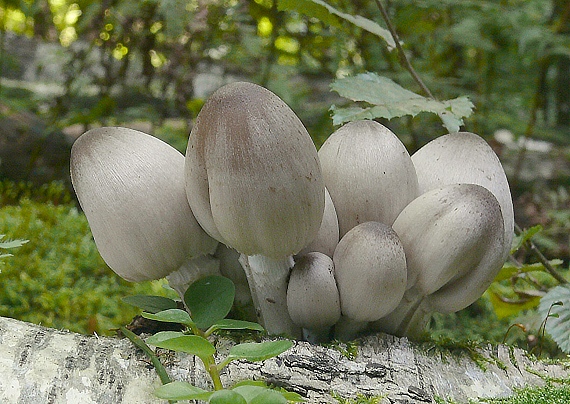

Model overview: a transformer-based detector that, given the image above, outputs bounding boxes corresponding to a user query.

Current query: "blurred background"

[0,0,569,357]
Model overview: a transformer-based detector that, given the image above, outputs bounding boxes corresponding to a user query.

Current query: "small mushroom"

[375,183,505,337]
[185,82,325,337]
[333,221,407,340]
[318,120,419,236]
[287,252,341,343]
[70,127,218,283]
[411,132,513,262]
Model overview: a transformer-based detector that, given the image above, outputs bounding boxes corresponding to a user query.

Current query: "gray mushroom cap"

[411,132,513,262]
[318,120,419,237]
[70,127,217,282]
[392,183,505,312]
[333,221,407,322]
[185,82,325,259]
[286,252,341,331]
[298,187,339,258]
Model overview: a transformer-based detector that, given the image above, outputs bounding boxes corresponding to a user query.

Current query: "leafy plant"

[123,275,302,403]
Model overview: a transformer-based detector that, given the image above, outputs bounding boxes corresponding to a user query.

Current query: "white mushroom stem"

[333,315,369,342]
[238,254,300,338]
[166,254,221,301]
[371,289,430,339]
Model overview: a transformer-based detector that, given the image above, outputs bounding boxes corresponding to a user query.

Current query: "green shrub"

[0,198,173,335]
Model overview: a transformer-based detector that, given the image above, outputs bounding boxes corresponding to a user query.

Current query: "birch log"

[0,316,568,404]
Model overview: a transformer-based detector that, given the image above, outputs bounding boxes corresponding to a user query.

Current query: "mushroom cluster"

[70,82,513,342]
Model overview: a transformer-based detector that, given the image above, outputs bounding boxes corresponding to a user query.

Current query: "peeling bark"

[0,316,568,404]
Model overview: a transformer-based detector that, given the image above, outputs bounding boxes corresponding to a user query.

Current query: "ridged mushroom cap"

[185,82,324,259]
[318,120,419,236]
[333,221,407,322]
[70,127,217,282]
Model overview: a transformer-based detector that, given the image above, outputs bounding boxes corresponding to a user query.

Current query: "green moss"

[327,339,360,360]
[479,384,570,404]
[0,198,173,335]
[331,392,387,404]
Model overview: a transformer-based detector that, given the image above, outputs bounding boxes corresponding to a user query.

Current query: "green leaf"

[154,381,212,401]
[227,340,293,362]
[142,308,194,326]
[250,389,288,404]
[146,333,216,359]
[510,225,543,255]
[330,73,474,132]
[122,295,178,313]
[539,285,570,353]
[184,275,235,329]
[209,319,264,333]
[277,0,395,49]
[486,284,542,319]
[209,389,247,404]
[495,260,564,283]
[145,331,185,344]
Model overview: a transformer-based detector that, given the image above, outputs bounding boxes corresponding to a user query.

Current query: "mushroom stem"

[166,254,221,301]
[238,254,301,338]
[333,315,369,341]
[372,289,431,339]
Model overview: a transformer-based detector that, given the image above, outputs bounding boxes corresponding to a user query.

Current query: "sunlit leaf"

[209,389,247,404]
[146,333,216,359]
[227,340,293,363]
[486,285,542,319]
[142,308,194,326]
[330,73,474,132]
[154,381,212,401]
[495,259,563,283]
[539,285,570,353]
[277,0,396,49]
[122,295,178,313]
[184,275,235,329]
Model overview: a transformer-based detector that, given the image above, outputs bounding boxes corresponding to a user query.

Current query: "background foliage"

[0,0,570,359]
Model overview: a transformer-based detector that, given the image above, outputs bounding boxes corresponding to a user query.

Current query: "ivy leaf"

[142,308,194,326]
[146,332,216,359]
[227,340,293,363]
[184,275,235,329]
[209,389,247,404]
[154,381,212,401]
[330,72,474,133]
[277,0,395,49]
[539,285,570,353]
[122,295,178,314]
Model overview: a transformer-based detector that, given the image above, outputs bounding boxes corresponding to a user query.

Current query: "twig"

[373,0,435,99]
[514,223,568,285]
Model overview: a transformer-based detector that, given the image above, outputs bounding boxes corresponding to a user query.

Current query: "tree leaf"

[330,72,474,132]
[154,381,212,401]
[142,308,194,326]
[510,225,543,255]
[122,295,178,314]
[494,259,564,283]
[539,285,570,354]
[208,319,264,333]
[227,340,293,363]
[209,389,247,404]
[146,333,216,359]
[184,275,235,329]
[277,0,396,49]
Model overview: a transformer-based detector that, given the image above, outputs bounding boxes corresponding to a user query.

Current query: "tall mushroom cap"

[411,132,513,261]
[333,221,407,322]
[298,187,339,258]
[70,127,217,282]
[185,82,324,259]
[318,120,419,237]
[287,252,341,331]
[392,184,505,311]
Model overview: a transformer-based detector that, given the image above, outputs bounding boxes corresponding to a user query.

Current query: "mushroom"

[287,252,341,343]
[318,120,419,237]
[374,183,505,337]
[411,132,514,263]
[298,187,339,258]
[185,82,325,337]
[332,221,407,340]
[70,127,218,284]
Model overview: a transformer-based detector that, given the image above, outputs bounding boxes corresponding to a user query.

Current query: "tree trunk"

[0,316,568,404]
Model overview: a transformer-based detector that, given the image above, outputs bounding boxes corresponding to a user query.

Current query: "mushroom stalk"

[333,316,369,341]
[238,254,301,338]
[372,289,430,339]
[166,254,221,301]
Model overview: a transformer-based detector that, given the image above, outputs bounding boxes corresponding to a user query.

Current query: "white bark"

[1,316,568,404]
